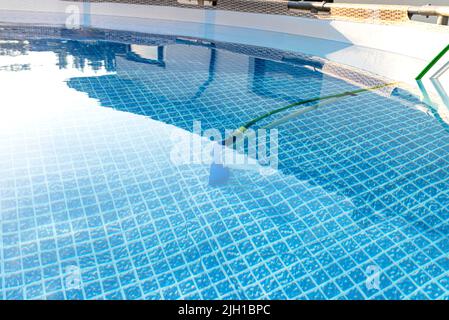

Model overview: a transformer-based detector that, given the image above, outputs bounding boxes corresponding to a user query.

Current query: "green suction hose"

[222,82,398,145]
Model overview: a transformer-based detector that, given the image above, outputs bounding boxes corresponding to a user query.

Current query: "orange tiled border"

[66,0,412,24]
[325,4,409,23]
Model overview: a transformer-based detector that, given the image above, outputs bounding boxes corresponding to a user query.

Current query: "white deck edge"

[0,0,448,88]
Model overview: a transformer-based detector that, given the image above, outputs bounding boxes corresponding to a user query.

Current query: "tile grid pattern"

[2,31,449,300]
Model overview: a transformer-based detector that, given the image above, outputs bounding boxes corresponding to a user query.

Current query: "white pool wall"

[1,0,449,84]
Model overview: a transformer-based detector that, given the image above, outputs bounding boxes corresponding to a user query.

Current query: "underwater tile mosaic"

[1,28,449,300]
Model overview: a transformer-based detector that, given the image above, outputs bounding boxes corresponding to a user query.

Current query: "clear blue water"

[1,27,449,300]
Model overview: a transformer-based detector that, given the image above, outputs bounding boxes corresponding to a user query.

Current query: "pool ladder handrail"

[416,44,449,80]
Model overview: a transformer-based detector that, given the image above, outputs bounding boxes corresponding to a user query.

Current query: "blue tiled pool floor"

[1,28,449,300]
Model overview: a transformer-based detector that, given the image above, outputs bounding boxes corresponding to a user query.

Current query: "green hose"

[223,82,398,145]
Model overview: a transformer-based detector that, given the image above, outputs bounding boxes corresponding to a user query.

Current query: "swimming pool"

[1,25,449,300]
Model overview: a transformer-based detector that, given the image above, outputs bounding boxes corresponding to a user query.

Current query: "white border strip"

[1,0,449,84]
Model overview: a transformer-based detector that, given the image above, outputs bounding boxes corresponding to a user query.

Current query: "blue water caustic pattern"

[1,27,449,300]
